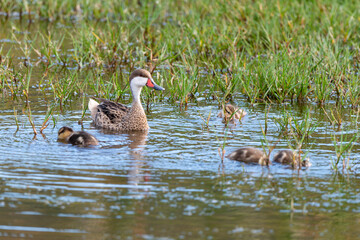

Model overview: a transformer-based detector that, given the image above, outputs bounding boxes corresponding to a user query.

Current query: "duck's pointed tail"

[88,98,99,120]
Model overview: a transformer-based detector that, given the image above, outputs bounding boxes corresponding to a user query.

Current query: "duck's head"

[129,69,165,91]
[259,156,271,166]
[225,104,236,114]
[58,126,74,141]
[301,159,312,168]
[222,104,247,121]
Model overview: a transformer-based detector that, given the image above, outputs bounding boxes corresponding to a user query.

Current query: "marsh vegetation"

[0,0,360,239]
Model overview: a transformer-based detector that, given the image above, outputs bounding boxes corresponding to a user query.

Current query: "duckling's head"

[259,156,271,166]
[129,69,165,92]
[221,104,247,122]
[225,104,236,114]
[301,159,312,168]
[292,150,307,167]
[58,126,74,141]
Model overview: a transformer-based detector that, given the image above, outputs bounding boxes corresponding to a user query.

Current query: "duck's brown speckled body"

[88,69,164,131]
[218,104,247,122]
[273,150,311,167]
[227,147,270,166]
[58,126,98,146]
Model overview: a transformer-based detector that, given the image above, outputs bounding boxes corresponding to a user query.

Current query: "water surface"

[0,18,359,240]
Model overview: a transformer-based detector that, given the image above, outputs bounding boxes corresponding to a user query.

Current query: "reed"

[331,132,358,172]
[274,107,317,139]
[216,127,229,164]
[199,110,211,130]
[1,1,360,109]
[166,66,199,108]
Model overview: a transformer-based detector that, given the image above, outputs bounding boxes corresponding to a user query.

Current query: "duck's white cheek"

[131,77,147,88]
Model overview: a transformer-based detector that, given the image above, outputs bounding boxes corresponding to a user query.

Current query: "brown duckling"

[226,147,270,166]
[218,104,247,122]
[273,150,311,168]
[58,126,98,146]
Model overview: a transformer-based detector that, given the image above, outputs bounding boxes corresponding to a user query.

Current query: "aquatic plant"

[291,109,317,139]
[166,65,199,108]
[331,132,358,172]
[274,107,317,139]
[216,126,230,164]
[12,107,19,133]
[199,110,211,130]
[259,106,278,162]
[1,0,360,111]
[322,107,342,129]
[40,103,57,134]
[274,109,292,134]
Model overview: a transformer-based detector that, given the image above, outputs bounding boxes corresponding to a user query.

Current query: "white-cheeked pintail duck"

[88,69,164,131]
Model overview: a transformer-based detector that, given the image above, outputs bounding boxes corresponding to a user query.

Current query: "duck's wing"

[97,100,130,123]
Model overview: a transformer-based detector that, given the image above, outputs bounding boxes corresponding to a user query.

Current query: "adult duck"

[88,69,164,131]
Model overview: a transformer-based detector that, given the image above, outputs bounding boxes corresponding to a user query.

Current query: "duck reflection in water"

[126,131,150,188]
[97,127,150,193]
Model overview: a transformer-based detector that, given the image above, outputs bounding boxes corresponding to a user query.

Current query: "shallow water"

[1,19,360,239]
[1,97,360,239]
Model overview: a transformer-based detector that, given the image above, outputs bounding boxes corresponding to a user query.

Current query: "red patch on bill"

[146,79,154,88]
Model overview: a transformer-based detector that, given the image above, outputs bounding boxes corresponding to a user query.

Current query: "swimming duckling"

[218,104,247,123]
[273,150,311,168]
[226,147,270,166]
[88,69,164,131]
[58,126,98,146]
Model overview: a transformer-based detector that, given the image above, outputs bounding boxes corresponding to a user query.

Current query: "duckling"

[88,69,164,131]
[273,150,311,168]
[58,126,98,146]
[218,104,247,122]
[226,147,270,166]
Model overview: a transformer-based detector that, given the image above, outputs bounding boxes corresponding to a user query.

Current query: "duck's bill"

[153,84,165,91]
[146,79,165,91]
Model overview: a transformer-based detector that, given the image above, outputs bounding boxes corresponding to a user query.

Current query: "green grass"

[1,0,359,108]
[0,1,359,106]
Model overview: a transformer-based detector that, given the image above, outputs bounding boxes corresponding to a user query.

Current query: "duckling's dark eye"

[225,107,232,114]
[58,128,65,134]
